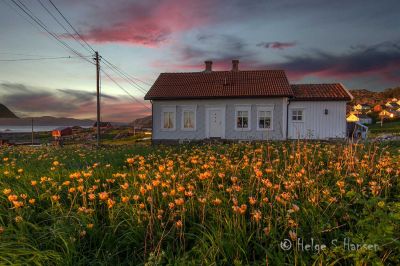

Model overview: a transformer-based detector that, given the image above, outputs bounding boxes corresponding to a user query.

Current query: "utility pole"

[31,118,34,145]
[95,51,101,146]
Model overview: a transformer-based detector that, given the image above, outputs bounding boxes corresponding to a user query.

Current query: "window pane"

[265,117,271,128]
[292,115,297,121]
[169,113,174,128]
[184,111,194,128]
[259,118,265,128]
[242,117,248,128]
[163,112,169,128]
[163,112,174,128]
[237,117,242,128]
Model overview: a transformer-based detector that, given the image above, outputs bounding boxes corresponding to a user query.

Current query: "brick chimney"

[232,59,239,71]
[204,60,212,72]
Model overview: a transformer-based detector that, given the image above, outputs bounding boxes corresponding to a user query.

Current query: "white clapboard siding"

[288,101,347,139]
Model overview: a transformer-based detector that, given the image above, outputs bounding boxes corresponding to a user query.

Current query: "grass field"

[368,120,400,137]
[0,142,399,265]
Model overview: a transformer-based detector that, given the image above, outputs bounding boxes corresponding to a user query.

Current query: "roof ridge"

[159,69,287,74]
[291,83,342,86]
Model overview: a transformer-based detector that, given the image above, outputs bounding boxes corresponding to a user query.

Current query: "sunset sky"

[0,0,399,122]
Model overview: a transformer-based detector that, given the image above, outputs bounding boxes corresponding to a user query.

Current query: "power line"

[102,57,153,87]
[39,0,151,104]
[47,0,96,53]
[0,52,65,57]
[0,56,87,61]
[101,69,151,111]
[7,0,151,115]
[36,0,92,54]
[9,0,93,65]
[101,60,149,95]
[42,0,153,92]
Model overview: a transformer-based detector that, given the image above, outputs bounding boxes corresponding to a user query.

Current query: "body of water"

[0,126,89,133]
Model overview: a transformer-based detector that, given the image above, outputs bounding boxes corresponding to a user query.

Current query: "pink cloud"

[76,0,214,46]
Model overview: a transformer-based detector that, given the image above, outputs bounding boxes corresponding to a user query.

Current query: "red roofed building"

[145,60,353,142]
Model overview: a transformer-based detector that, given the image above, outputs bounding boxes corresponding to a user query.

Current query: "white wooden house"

[145,60,353,143]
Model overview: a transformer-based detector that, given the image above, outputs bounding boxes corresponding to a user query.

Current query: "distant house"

[385,101,400,109]
[353,104,370,112]
[93,122,113,129]
[373,104,384,112]
[388,102,400,110]
[346,113,359,123]
[52,127,73,138]
[379,110,395,118]
[357,114,373,125]
[0,139,10,146]
[145,60,353,142]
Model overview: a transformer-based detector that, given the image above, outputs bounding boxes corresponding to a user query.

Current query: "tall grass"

[0,141,399,265]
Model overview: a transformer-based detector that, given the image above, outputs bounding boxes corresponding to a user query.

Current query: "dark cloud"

[154,41,400,86]
[257,41,297,50]
[172,34,252,69]
[266,42,400,82]
[0,83,149,122]
[58,88,118,102]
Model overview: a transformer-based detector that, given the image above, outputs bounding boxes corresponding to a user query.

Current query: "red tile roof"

[144,70,293,100]
[291,84,353,101]
[145,71,352,101]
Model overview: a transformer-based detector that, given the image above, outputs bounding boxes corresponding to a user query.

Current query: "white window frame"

[291,109,304,122]
[235,105,251,131]
[181,105,196,131]
[256,105,274,131]
[161,106,176,131]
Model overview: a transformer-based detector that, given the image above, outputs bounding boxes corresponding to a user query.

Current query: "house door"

[209,109,223,138]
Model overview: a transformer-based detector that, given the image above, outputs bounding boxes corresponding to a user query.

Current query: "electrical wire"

[102,57,153,87]
[7,0,152,113]
[0,56,90,61]
[101,69,151,110]
[41,0,153,101]
[36,0,92,54]
[101,60,149,95]
[47,0,96,53]
[9,0,94,65]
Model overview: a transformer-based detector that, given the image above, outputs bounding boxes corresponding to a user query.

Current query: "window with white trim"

[235,105,251,130]
[161,107,176,130]
[258,111,272,129]
[292,110,303,121]
[257,106,274,130]
[181,106,196,130]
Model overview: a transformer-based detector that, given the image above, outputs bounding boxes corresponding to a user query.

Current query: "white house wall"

[288,101,347,139]
[152,98,286,141]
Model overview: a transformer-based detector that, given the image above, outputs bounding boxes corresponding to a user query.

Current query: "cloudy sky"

[0,0,399,122]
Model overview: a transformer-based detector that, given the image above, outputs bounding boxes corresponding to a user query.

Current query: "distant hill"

[0,116,95,126]
[0,104,18,118]
[349,87,400,105]
[130,115,152,129]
